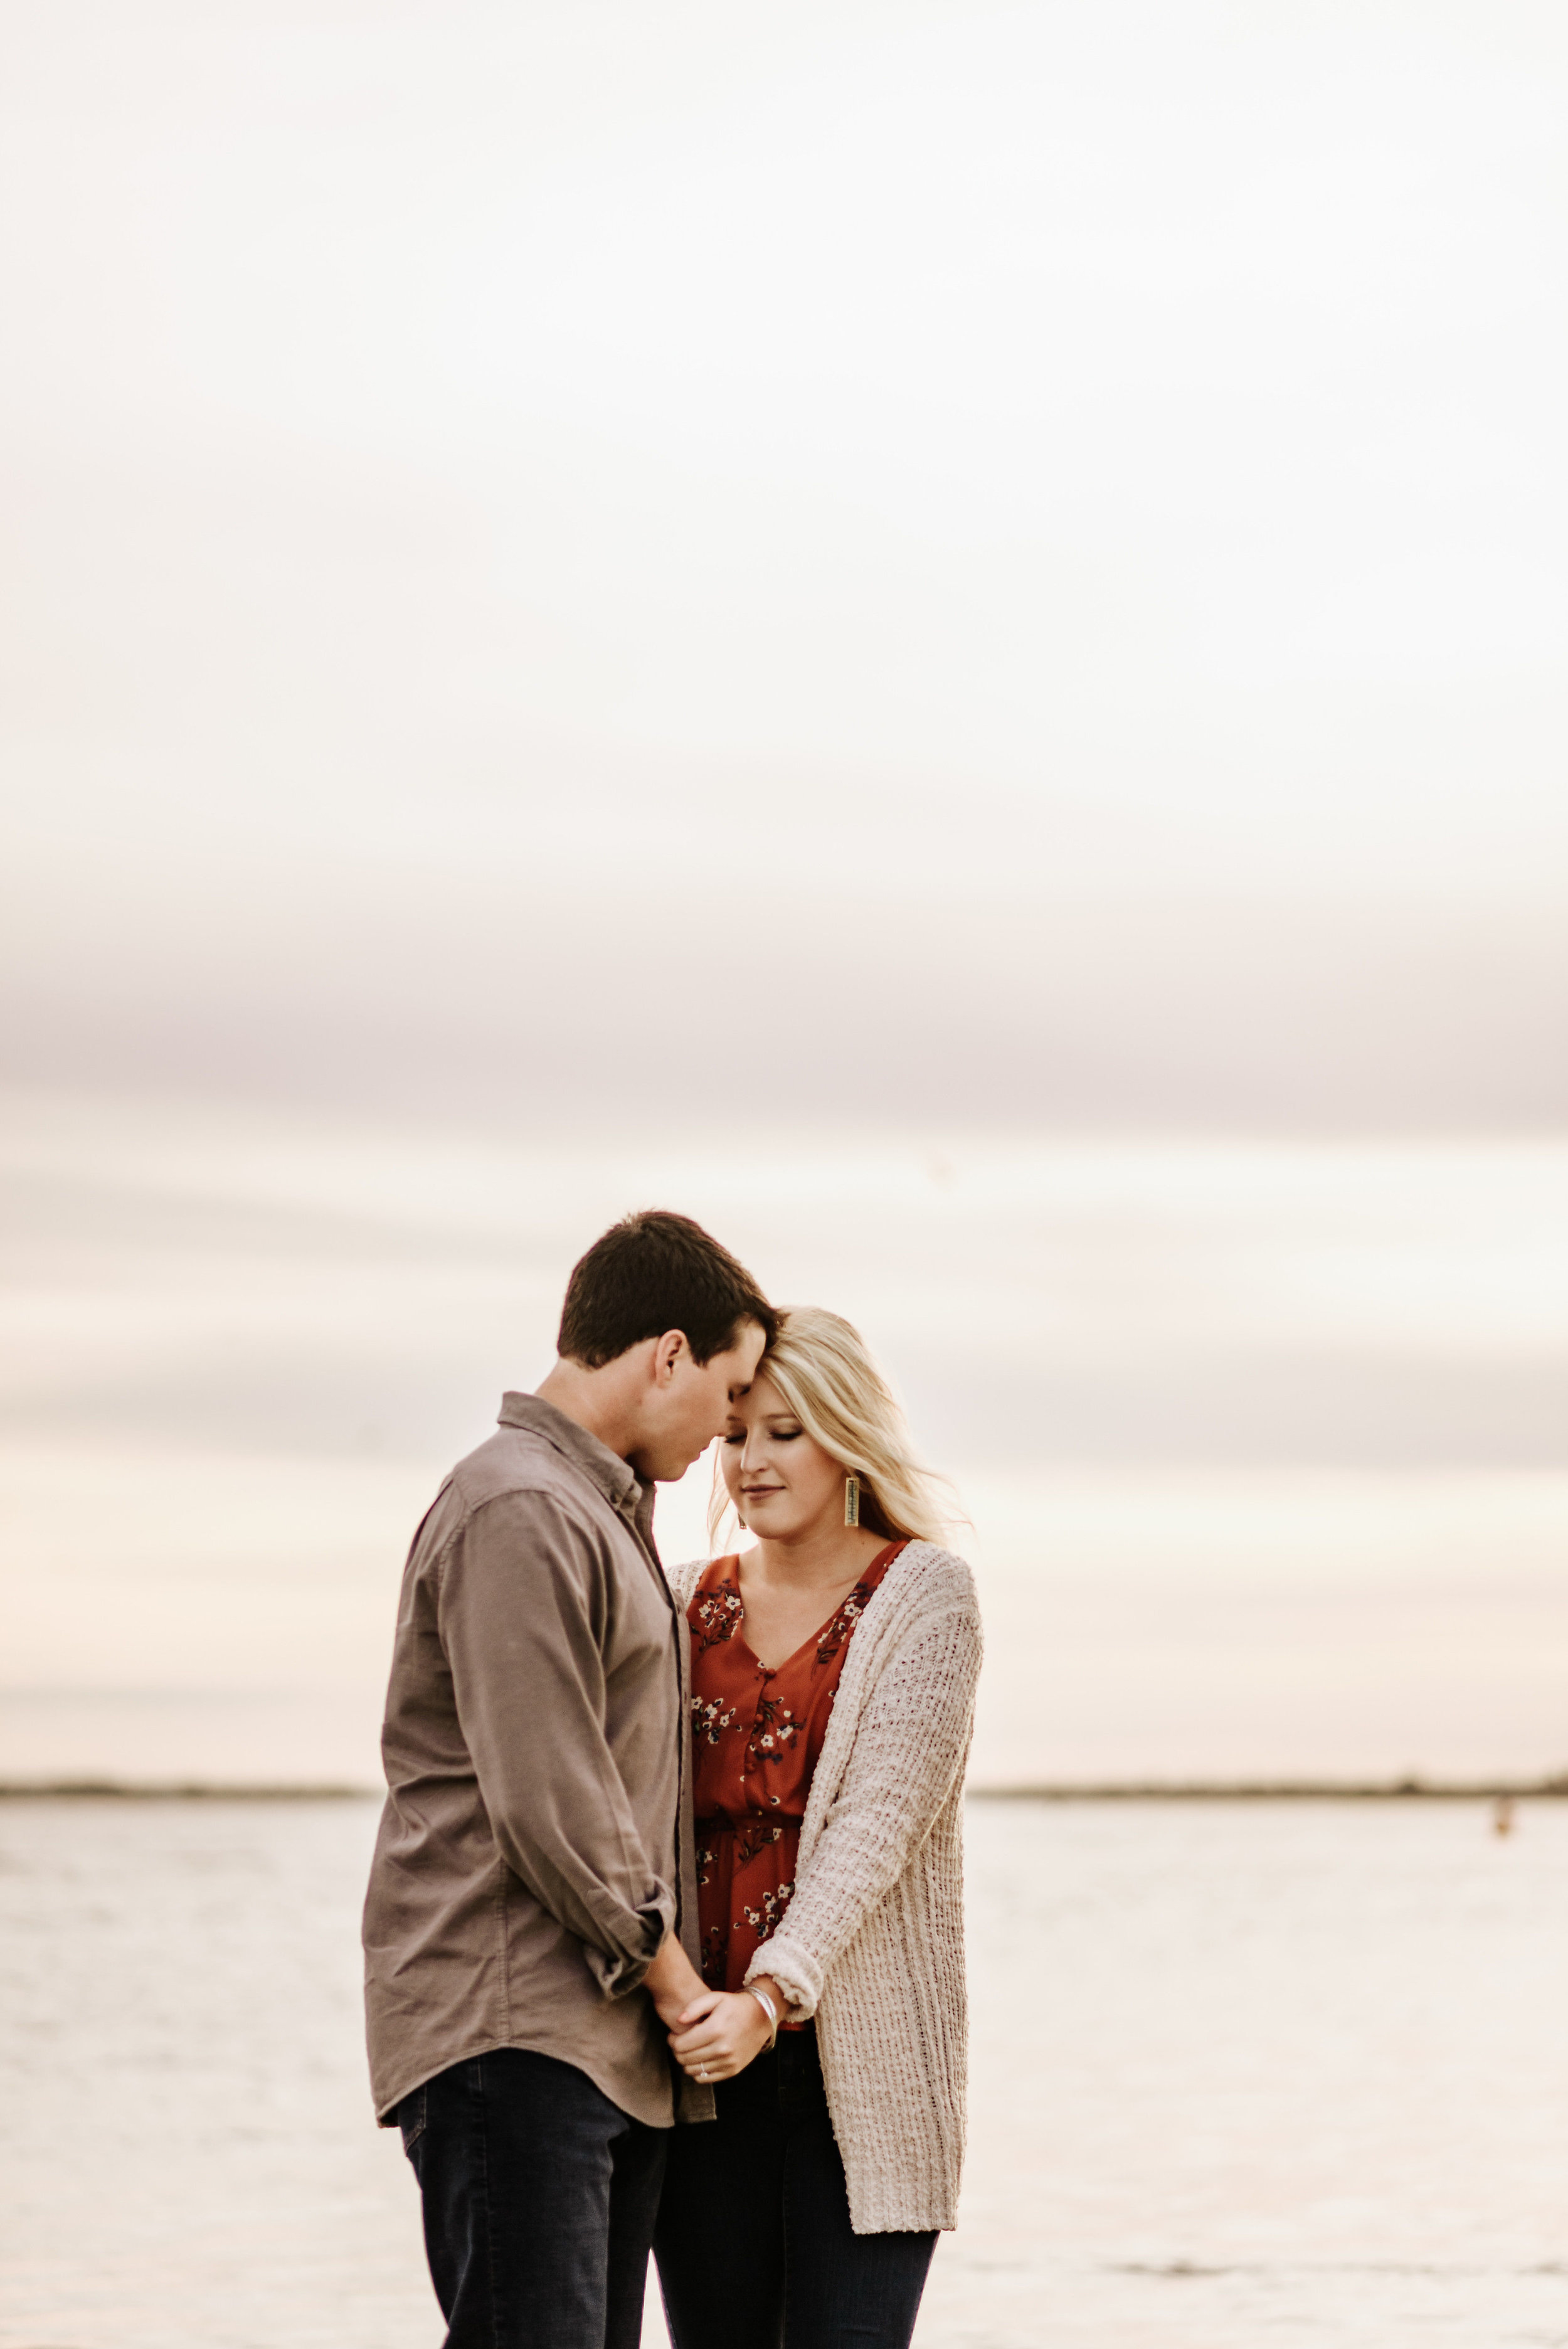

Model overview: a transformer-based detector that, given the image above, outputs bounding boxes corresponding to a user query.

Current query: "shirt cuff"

[583,1888,675,1998]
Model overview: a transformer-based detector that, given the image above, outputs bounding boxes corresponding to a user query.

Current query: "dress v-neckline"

[729,1543,899,1675]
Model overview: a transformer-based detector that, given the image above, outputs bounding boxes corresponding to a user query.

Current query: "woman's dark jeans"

[397,2046,667,2349]
[654,2024,938,2349]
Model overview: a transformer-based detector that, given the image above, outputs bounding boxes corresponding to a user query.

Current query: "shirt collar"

[497,1390,649,1520]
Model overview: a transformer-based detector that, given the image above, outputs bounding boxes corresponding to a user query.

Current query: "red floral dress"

[687,1542,906,2023]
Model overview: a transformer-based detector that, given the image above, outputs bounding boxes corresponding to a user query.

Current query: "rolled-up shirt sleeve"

[438,1488,675,1995]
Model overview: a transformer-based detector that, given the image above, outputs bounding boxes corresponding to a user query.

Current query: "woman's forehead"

[729,1369,790,1419]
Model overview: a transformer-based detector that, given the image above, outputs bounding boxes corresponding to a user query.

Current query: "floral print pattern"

[691,1579,745,1653]
[688,1542,906,2012]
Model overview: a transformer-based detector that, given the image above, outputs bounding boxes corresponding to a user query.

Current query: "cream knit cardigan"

[671,1540,983,2234]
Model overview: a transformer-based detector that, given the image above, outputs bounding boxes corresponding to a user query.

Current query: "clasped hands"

[665,1985,776,2081]
[645,1936,781,2084]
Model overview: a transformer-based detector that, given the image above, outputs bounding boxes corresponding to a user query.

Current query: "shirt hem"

[373,2032,677,2133]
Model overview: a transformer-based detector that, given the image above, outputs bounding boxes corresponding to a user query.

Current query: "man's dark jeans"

[654,2024,937,2349]
[397,2047,667,2349]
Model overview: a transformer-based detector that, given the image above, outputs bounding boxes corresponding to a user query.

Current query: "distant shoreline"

[970,1776,1568,1800]
[2,1776,1565,1801]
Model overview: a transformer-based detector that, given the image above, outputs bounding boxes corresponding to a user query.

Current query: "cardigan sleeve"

[667,1557,709,1609]
[745,1599,982,2018]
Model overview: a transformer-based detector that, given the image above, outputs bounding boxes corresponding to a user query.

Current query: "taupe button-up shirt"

[363,1392,709,2130]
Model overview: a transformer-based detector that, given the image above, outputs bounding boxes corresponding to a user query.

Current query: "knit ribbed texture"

[671,1542,982,2234]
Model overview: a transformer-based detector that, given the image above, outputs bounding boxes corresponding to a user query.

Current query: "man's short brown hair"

[556,1210,777,1369]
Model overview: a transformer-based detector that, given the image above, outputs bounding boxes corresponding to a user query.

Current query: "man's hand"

[642,1933,707,2028]
[666,1980,778,2082]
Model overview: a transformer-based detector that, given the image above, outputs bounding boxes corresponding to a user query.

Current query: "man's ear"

[650,1330,689,1386]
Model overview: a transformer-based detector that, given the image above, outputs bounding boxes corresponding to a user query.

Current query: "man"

[363,1209,775,2348]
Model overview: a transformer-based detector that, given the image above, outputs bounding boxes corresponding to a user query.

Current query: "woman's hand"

[666,1988,773,2082]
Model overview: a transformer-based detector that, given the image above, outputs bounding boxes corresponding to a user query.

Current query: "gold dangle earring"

[844,1473,861,1528]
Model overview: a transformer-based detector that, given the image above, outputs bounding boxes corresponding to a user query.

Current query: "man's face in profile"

[631,1318,768,1483]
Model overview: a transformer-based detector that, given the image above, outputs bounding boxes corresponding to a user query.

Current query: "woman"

[654,1307,983,2349]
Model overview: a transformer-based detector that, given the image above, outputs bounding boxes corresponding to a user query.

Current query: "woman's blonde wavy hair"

[707,1305,961,1552]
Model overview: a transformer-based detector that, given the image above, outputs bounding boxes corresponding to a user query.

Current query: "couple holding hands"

[363,1211,982,2348]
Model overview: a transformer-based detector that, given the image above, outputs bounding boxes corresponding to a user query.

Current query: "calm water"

[2,1796,1564,2348]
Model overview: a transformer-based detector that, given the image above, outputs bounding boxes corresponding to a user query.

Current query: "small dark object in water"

[1492,1795,1516,1837]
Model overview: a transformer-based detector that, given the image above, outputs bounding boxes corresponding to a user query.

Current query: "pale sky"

[4,1098,1567,1784]
[3,0,1567,1128]
[2,1,1567,1783]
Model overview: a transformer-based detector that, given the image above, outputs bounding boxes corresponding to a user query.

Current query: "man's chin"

[634,1446,699,1486]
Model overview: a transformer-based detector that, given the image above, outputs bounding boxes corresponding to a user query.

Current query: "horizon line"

[2,1775,1565,1802]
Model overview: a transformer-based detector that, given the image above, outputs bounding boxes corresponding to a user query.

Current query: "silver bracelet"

[746,1985,780,2048]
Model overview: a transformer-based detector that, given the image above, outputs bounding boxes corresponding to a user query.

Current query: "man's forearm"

[643,1932,707,2023]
